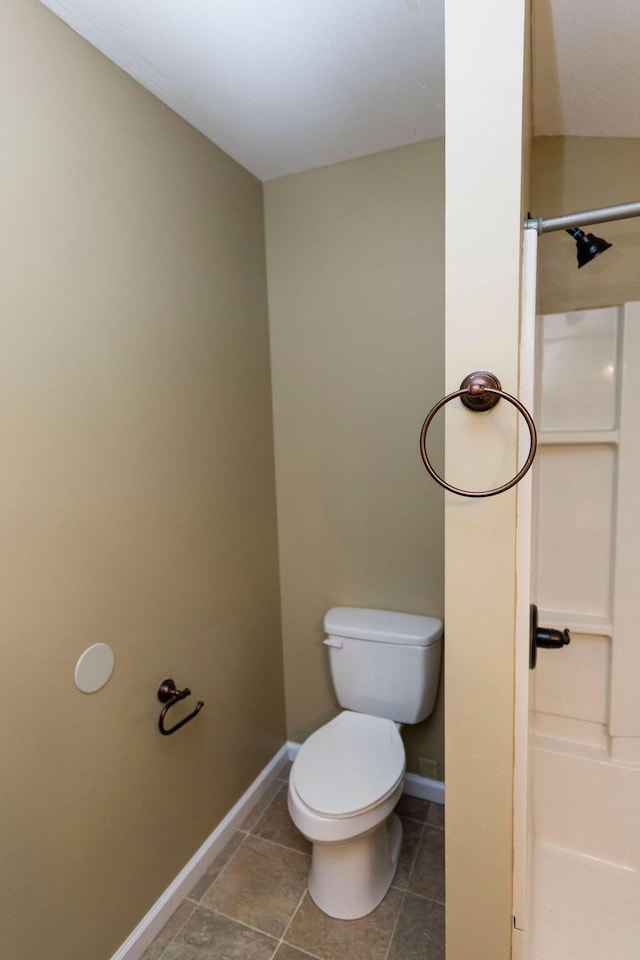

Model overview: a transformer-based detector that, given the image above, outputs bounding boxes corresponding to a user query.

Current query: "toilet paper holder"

[157,678,204,735]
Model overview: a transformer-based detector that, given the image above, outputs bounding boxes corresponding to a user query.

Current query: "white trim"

[610,302,640,741]
[286,739,300,761]
[110,743,290,960]
[511,223,537,942]
[286,740,445,805]
[403,772,445,805]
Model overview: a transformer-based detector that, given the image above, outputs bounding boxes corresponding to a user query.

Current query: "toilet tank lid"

[324,607,443,647]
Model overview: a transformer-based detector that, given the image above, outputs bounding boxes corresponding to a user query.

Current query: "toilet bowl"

[288,710,406,919]
[288,607,443,920]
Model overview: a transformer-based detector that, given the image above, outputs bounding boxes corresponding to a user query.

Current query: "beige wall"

[0,3,285,958]
[265,141,445,775]
[533,137,640,314]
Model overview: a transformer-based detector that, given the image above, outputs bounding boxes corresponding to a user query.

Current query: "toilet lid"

[292,712,405,818]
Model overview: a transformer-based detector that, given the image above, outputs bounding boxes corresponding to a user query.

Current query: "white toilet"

[288,606,443,920]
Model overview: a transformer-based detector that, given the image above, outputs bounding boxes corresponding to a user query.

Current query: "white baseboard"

[110,742,290,960]
[286,740,445,805]
[403,771,445,805]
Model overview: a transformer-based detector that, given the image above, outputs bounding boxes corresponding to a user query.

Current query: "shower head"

[565,227,613,268]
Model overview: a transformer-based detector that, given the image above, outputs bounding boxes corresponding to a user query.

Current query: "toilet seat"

[292,711,405,819]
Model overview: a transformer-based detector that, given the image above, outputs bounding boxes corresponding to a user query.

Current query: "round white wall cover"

[75,643,115,693]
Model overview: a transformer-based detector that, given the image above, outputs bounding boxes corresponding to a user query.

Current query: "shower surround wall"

[531,136,640,751]
[529,302,640,960]
[533,304,638,753]
[528,137,640,958]
[264,141,445,777]
[1,2,285,958]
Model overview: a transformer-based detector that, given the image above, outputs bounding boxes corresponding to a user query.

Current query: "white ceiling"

[38,0,640,182]
[39,0,444,182]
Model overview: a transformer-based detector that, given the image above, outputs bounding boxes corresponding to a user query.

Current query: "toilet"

[288,606,443,920]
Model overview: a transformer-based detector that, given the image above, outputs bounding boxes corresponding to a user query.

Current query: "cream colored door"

[444,1,530,958]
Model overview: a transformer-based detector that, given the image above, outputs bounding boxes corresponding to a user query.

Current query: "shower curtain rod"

[525,200,640,235]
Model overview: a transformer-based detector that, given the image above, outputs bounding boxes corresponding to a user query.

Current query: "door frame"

[444,1,530,957]
[511,225,539,960]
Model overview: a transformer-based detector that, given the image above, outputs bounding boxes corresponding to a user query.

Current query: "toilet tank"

[323,607,443,724]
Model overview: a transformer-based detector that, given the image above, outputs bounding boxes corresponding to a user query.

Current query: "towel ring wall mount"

[419,372,537,498]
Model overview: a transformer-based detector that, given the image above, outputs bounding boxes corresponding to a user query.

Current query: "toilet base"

[307,813,403,920]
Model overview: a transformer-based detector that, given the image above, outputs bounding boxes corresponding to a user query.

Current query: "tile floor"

[141,764,445,960]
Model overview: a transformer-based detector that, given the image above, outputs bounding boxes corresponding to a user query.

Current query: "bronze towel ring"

[419,372,537,498]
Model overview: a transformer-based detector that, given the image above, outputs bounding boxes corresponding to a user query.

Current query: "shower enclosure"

[519,217,640,959]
